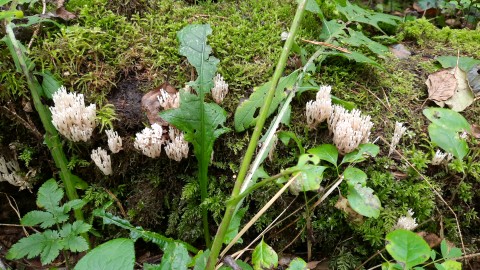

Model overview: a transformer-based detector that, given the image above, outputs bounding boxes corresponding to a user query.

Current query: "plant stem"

[5,23,85,224]
[205,1,307,268]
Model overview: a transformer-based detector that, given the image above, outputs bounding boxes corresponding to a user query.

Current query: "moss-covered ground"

[0,0,479,268]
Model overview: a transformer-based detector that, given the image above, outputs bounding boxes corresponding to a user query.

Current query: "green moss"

[398,18,480,58]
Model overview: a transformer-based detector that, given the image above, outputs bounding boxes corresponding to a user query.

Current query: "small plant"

[6,179,90,265]
[383,229,462,270]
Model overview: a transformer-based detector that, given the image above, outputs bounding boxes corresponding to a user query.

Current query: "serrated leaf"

[234,71,299,132]
[343,29,389,56]
[336,0,400,32]
[341,143,379,164]
[287,257,307,270]
[7,230,63,265]
[37,179,63,212]
[428,124,468,160]
[59,221,91,237]
[158,242,191,270]
[319,19,347,40]
[423,108,471,133]
[63,199,86,212]
[21,210,55,228]
[437,56,480,72]
[177,24,218,94]
[347,183,381,218]
[329,51,382,68]
[62,235,89,252]
[74,238,135,270]
[344,167,367,186]
[308,144,338,166]
[386,230,431,269]
[224,207,247,244]
[252,240,278,270]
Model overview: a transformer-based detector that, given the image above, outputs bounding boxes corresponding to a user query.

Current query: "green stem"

[205,1,307,268]
[5,23,85,223]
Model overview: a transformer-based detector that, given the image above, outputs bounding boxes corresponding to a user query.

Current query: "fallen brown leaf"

[426,69,457,102]
[55,7,76,20]
[417,231,442,248]
[141,82,177,126]
[471,124,480,139]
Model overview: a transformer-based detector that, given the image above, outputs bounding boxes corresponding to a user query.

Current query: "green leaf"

[158,242,191,270]
[308,144,338,166]
[192,250,210,270]
[287,257,308,270]
[144,263,161,270]
[336,0,401,32]
[59,221,91,236]
[234,71,299,132]
[63,199,86,212]
[21,210,55,228]
[440,240,462,259]
[62,235,89,253]
[437,56,480,71]
[278,131,305,154]
[290,165,327,195]
[177,24,218,94]
[303,0,321,13]
[74,238,135,270]
[347,183,381,218]
[320,20,347,40]
[385,229,431,269]
[423,108,471,133]
[430,250,437,261]
[344,167,367,186]
[343,29,389,56]
[341,143,379,164]
[37,179,63,212]
[440,260,461,270]
[38,71,62,99]
[0,10,23,20]
[93,209,198,253]
[329,51,382,68]
[435,263,447,270]
[218,260,253,270]
[252,240,278,270]
[428,124,468,160]
[6,230,63,265]
[224,207,247,244]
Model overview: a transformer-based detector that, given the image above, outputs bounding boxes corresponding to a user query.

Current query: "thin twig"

[3,193,29,236]
[0,105,42,140]
[354,82,392,113]
[300,38,351,53]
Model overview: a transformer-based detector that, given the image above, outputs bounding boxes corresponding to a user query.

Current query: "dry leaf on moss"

[426,69,457,102]
[444,67,474,112]
[141,82,177,126]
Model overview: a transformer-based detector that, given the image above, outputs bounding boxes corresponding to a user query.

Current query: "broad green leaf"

[437,56,480,72]
[93,209,198,253]
[234,71,299,132]
[290,165,327,195]
[320,20,347,40]
[177,24,218,94]
[381,262,404,270]
[39,71,62,99]
[329,51,382,68]
[37,179,63,212]
[74,238,135,270]
[21,210,54,228]
[336,0,401,32]
[341,143,379,164]
[440,260,461,270]
[191,250,210,270]
[440,240,462,259]
[435,263,447,270]
[218,260,253,270]
[428,124,468,160]
[308,144,338,166]
[296,153,320,166]
[347,183,381,218]
[158,242,191,270]
[344,167,367,186]
[423,108,471,133]
[252,240,278,270]
[287,257,308,270]
[224,207,247,244]
[385,230,431,269]
[343,29,389,56]
[0,10,23,20]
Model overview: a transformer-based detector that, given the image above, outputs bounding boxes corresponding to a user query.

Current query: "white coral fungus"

[306,85,332,129]
[329,105,373,154]
[50,86,97,142]
[105,129,123,153]
[157,88,179,110]
[165,128,189,161]
[91,147,112,175]
[394,209,418,231]
[211,74,229,104]
[0,156,30,190]
[389,122,407,156]
[134,123,164,158]
[431,149,453,165]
